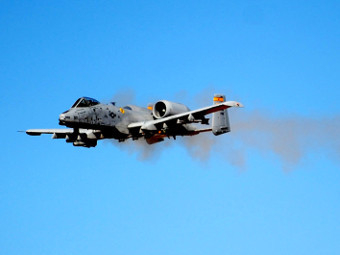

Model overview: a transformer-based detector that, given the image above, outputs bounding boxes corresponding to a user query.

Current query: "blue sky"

[1,1,340,254]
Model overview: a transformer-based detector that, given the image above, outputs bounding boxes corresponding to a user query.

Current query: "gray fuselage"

[59,103,153,139]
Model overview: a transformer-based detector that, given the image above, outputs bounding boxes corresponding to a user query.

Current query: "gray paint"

[212,94,231,135]
[26,96,243,147]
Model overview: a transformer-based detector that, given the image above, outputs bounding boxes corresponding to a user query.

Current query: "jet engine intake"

[153,100,189,119]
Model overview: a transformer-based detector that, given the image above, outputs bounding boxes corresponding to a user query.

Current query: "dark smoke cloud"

[106,89,340,170]
[108,88,136,106]
[178,111,340,171]
[107,138,172,161]
[230,111,340,171]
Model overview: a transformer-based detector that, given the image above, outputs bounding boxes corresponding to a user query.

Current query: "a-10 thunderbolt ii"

[25,94,243,147]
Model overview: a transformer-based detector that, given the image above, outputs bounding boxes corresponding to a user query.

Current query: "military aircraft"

[25,94,243,147]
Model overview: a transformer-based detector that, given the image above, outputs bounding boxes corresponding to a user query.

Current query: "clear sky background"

[1,1,340,254]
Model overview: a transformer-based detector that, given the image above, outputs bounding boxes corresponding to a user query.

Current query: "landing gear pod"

[212,94,231,135]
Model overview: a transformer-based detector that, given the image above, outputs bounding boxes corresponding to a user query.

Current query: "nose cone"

[59,113,66,121]
[59,112,71,125]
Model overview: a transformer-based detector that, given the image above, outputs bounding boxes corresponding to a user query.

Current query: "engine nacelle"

[153,100,190,119]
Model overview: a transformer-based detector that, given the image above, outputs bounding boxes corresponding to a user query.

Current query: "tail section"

[212,94,231,135]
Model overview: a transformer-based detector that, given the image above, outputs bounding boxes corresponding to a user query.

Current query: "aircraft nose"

[59,113,66,121]
[59,113,71,125]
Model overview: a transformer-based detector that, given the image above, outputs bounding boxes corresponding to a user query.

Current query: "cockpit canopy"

[71,97,100,108]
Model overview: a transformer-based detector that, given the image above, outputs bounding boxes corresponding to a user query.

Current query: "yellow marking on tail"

[213,96,224,102]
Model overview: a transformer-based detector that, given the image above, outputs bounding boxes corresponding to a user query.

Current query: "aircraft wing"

[25,129,74,137]
[128,100,243,131]
[25,128,101,140]
[24,128,103,147]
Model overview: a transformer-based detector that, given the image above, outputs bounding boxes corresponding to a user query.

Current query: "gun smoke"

[107,90,340,170]
[189,111,340,171]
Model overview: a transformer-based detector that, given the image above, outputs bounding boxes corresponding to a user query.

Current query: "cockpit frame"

[71,97,100,108]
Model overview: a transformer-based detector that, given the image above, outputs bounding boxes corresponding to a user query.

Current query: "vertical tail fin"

[212,94,231,136]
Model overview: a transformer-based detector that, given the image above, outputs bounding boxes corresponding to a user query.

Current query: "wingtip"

[235,102,244,108]
[224,101,244,108]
